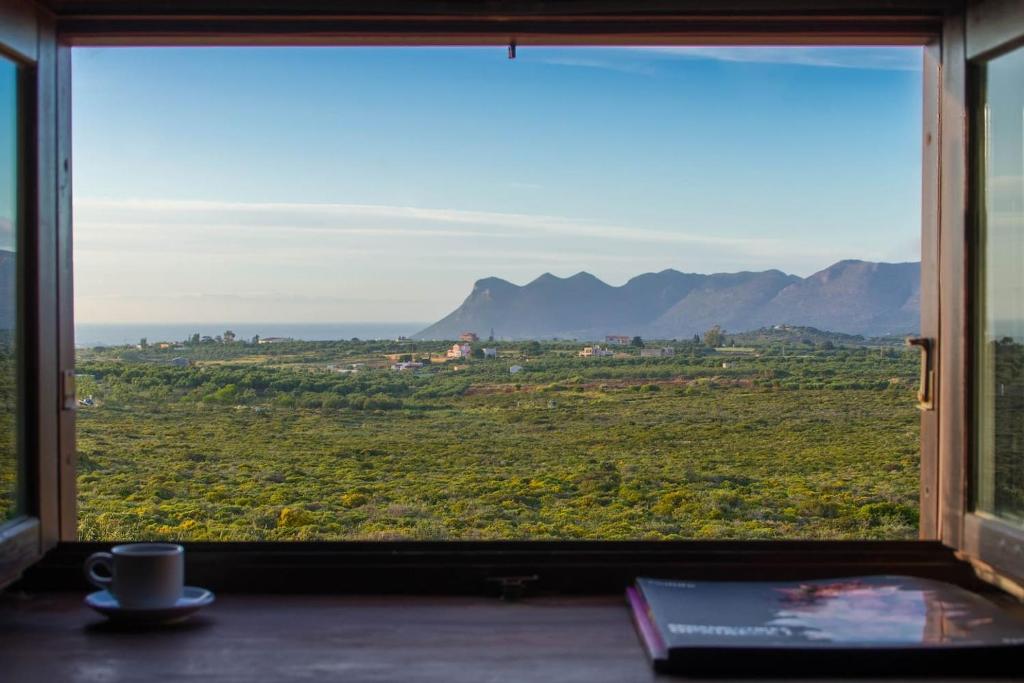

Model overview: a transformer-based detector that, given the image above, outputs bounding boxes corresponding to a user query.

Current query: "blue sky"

[72,46,923,323]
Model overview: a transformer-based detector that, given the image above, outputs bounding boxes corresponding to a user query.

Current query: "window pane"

[975,46,1024,526]
[73,47,922,541]
[0,57,21,523]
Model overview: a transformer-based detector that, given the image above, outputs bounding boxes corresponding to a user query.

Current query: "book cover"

[630,575,1024,674]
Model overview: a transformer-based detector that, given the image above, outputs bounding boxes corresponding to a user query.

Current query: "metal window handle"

[906,337,935,411]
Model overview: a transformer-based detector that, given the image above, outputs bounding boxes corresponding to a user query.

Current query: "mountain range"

[413,259,920,341]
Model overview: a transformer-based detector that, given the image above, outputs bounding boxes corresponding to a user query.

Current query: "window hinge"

[61,370,76,411]
[486,574,537,601]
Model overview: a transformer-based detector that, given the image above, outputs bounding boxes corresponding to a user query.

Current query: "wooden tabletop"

[1,591,1022,682]
[1,592,656,682]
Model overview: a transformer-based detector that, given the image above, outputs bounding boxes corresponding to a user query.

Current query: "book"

[628,575,1024,675]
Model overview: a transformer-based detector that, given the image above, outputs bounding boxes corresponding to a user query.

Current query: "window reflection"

[975,46,1024,525]
[0,57,20,522]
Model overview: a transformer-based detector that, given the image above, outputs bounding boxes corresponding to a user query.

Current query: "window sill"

[18,539,982,595]
[2,588,1022,682]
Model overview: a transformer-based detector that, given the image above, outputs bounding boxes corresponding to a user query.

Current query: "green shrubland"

[73,336,921,540]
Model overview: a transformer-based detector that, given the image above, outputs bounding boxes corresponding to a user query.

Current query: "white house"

[605,335,631,346]
[579,345,614,358]
[482,348,497,359]
[509,365,524,375]
[258,336,293,344]
[391,361,424,371]
[447,343,472,359]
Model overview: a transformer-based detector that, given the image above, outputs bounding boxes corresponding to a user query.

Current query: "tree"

[630,336,643,347]
[252,335,260,345]
[223,330,236,343]
[189,333,201,346]
[692,334,701,344]
[471,347,485,359]
[703,325,724,348]
[139,337,148,349]
[524,340,541,355]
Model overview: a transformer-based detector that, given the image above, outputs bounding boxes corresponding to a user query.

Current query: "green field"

[74,330,921,541]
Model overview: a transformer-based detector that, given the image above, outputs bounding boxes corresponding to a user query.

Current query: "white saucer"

[85,586,215,623]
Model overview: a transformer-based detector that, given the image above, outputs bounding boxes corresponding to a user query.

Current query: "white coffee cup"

[84,543,185,609]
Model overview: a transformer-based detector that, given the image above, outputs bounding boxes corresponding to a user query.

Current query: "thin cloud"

[630,46,922,72]
[74,197,894,276]
[74,197,779,250]
[82,291,431,306]
[73,220,507,242]
[531,55,656,76]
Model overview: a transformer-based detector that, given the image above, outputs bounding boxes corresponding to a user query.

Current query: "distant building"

[157,342,171,350]
[482,348,497,359]
[447,343,472,359]
[391,361,424,371]
[509,365,524,375]
[605,335,631,346]
[258,336,293,344]
[170,357,190,367]
[329,362,364,374]
[640,347,675,358]
[579,345,614,358]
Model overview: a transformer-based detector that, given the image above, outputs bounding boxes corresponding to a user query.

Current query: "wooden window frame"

[12,0,1022,594]
[0,0,73,588]
[950,0,1024,593]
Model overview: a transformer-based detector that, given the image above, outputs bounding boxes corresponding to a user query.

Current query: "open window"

[0,1,72,587]
[941,0,1024,592]
[69,43,927,544]
[5,0,1024,596]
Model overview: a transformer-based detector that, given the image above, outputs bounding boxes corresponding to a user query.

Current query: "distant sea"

[75,322,429,348]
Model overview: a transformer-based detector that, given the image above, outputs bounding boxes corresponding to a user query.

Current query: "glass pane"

[975,46,1024,526]
[0,57,21,523]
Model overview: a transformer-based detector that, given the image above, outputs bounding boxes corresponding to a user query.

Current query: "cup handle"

[84,552,114,589]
